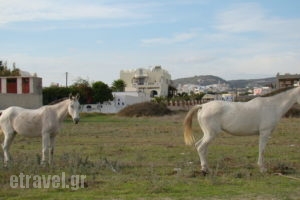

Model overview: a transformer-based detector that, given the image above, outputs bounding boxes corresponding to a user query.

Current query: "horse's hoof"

[40,161,48,167]
[259,167,267,173]
[201,170,209,176]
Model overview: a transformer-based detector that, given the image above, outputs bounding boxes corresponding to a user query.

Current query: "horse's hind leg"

[195,132,217,174]
[2,131,16,166]
[41,133,50,165]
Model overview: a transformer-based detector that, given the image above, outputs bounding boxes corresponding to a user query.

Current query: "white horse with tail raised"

[184,87,300,174]
[0,94,80,166]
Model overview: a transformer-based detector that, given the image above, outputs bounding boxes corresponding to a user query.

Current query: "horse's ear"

[76,93,80,100]
[69,93,73,100]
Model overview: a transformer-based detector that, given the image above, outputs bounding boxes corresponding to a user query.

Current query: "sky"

[0,0,300,87]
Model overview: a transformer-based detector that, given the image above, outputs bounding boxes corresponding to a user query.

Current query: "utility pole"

[66,72,68,87]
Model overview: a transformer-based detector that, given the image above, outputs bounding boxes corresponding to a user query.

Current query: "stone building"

[276,73,300,89]
[120,66,172,97]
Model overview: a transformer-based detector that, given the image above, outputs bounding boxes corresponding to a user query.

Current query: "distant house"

[202,93,235,102]
[0,75,42,110]
[120,66,172,97]
[253,87,272,96]
[276,73,300,89]
[202,94,218,102]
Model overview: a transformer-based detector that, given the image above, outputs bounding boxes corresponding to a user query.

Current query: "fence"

[166,100,203,111]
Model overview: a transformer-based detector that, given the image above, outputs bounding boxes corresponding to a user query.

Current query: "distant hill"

[173,75,228,86]
[172,75,276,88]
[228,77,276,88]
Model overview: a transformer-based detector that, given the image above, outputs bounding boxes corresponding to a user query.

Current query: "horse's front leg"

[258,130,271,173]
[41,133,50,165]
[49,136,56,165]
[2,132,16,166]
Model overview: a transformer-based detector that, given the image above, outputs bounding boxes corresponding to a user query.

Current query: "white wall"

[81,92,150,113]
[0,94,42,110]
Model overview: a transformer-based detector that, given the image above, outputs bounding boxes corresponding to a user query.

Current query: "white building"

[120,66,172,97]
[81,91,150,114]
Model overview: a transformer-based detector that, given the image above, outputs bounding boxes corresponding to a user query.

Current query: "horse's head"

[68,94,81,124]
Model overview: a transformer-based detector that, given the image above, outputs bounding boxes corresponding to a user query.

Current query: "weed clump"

[271,163,296,175]
[118,102,172,117]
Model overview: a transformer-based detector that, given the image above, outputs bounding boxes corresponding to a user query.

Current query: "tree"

[0,60,20,76]
[70,78,93,104]
[111,79,126,92]
[92,81,113,103]
[42,86,72,105]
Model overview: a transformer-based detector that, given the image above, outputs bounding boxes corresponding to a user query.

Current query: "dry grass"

[0,113,299,199]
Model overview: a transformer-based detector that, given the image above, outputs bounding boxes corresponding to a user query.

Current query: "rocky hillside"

[172,75,276,88]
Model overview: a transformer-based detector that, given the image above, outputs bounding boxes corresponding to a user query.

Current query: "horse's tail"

[183,104,202,145]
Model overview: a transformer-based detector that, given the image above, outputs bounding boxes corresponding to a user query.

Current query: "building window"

[150,90,158,98]
[22,78,30,93]
[7,78,17,93]
[138,78,145,85]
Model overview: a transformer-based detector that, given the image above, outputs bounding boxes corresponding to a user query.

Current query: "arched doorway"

[150,90,158,98]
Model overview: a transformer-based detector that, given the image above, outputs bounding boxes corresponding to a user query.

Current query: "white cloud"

[215,3,265,33]
[197,2,300,79]
[141,32,197,45]
[0,0,145,26]
[214,2,300,38]
[1,1,299,84]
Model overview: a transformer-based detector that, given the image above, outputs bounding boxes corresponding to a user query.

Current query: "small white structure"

[0,75,42,110]
[81,91,150,114]
[202,93,235,102]
[120,66,171,97]
[221,94,235,102]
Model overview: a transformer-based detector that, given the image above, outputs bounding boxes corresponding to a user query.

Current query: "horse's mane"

[261,86,295,97]
[48,97,69,105]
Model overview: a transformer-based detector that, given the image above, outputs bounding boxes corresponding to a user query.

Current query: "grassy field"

[0,112,299,199]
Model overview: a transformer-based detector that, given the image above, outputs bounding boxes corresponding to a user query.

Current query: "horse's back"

[0,106,47,136]
[0,106,24,123]
[199,101,261,135]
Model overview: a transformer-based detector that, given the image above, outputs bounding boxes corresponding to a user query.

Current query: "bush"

[285,104,300,117]
[118,102,172,117]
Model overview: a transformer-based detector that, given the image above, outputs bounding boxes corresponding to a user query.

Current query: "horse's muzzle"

[73,118,80,124]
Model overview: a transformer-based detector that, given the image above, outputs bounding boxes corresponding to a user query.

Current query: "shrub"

[118,102,172,117]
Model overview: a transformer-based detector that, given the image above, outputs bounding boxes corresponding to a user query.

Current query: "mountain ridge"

[172,75,276,88]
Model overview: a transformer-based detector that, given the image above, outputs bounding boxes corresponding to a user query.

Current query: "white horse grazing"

[184,87,300,174]
[0,94,80,166]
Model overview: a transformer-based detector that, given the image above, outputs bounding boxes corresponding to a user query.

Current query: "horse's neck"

[50,100,69,121]
[271,88,297,116]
